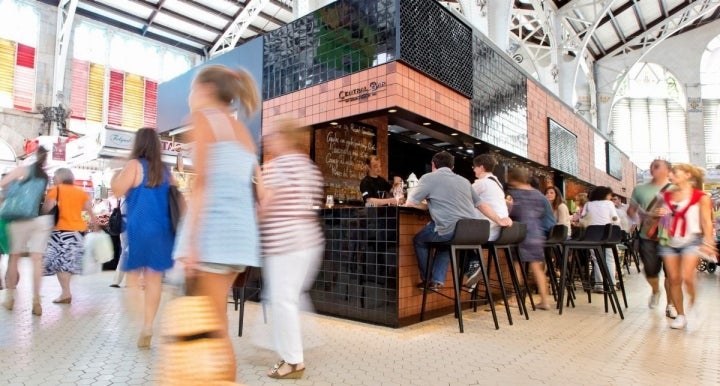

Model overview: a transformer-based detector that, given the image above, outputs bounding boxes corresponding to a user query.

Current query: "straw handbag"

[157,295,238,386]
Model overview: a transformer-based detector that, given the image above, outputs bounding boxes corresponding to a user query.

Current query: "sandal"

[52,296,72,304]
[267,360,305,379]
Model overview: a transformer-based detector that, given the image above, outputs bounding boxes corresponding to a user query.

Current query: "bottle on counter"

[406,172,419,201]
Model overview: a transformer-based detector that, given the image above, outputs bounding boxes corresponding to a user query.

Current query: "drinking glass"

[326,195,334,209]
[393,186,404,206]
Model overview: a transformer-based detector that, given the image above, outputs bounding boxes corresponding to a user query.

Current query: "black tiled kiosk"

[311,206,462,327]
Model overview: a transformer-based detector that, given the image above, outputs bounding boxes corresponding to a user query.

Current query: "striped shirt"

[260,153,324,256]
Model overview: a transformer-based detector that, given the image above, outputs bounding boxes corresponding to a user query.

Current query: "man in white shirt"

[466,154,512,287]
[611,194,632,232]
[471,154,512,240]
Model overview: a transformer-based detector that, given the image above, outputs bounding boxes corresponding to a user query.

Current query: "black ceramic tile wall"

[310,207,400,326]
[262,0,398,99]
[398,0,473,97]
[471,33,529,157]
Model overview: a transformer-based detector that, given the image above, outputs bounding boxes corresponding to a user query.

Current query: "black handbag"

[48,186,60,225]
[168,185,186,234]
[108,199,123,236]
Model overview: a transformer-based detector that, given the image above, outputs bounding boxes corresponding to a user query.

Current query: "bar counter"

[310,206,472,327]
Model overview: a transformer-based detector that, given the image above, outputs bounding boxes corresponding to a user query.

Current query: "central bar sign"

[338,80,386,102]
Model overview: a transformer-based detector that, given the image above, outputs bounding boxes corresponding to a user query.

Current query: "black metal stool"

[557,224,624,319]
[544,224,572,305]
[231,267,267,336]
[602,225,628,308]
[420,219,496,332]
[484,222,529,324]
[620,230,641,274]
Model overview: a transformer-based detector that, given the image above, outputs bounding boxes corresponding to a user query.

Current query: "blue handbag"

[0,167,47,221]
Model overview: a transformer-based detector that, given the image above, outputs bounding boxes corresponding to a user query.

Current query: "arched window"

[0,0,39,111]
[609,63,688,169]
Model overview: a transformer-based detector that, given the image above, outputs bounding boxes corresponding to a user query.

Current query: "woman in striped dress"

[259,120,325,379]
[174,65,264,380]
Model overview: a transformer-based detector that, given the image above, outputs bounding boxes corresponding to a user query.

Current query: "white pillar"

[535,64,559,95]
[593,61,624,135]
[486,0,513,52]
[685,83,706,166]
[456,0,488,36]
[549,12,576,106]
[51,0,78,136]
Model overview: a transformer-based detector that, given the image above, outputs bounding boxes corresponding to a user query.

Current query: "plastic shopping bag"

[82,231,114,274]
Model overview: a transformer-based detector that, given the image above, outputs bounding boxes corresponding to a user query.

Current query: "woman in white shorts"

[1,147,54,316]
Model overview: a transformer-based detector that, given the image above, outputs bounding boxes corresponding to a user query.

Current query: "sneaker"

[592,284,605,293]
[465,266,482,288]
[648,292,660,309]
[670,314,686,329]
[666,305,678,319]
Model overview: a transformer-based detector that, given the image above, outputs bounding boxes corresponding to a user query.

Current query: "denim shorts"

[658,236,702,257]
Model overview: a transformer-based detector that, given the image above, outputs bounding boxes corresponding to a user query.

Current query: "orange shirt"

[45,184,90,232]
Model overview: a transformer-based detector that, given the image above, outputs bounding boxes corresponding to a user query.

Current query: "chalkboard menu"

[606,142,623,180]
[548,118,579,177]
[315,122,377,202]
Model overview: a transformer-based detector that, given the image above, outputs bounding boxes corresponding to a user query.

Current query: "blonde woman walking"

[657,163,716,329]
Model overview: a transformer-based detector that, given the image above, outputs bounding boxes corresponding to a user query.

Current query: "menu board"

[315,122,377,202]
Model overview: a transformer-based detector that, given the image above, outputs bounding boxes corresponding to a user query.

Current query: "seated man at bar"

[466,154,513,287]
[360,155,400,206]
[405,151,483,289]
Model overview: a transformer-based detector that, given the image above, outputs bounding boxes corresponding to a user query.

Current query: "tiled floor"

[1,258,719,385]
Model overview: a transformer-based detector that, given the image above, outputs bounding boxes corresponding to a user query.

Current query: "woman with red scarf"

[657,163,717,329]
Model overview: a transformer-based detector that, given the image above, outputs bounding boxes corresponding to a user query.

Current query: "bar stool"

[557,224,624,319]
[231,267,267,336]
[602,225,628,308]
[420,219,496,332]
[543,224,572,305]
[484,222,529,324]
[620,230,641,274]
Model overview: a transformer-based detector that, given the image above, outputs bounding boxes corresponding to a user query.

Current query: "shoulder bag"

[108,199,123,236]
[0,167,48,221]
[644,183,671,241]
[48,186,60,225]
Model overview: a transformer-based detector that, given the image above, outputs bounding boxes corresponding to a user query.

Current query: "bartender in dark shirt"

[360,156,399,206]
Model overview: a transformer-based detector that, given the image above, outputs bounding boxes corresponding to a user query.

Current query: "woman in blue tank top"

[111,128,175,349]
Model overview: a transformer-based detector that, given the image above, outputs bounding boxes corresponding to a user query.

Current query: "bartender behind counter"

[360,156,401,206]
